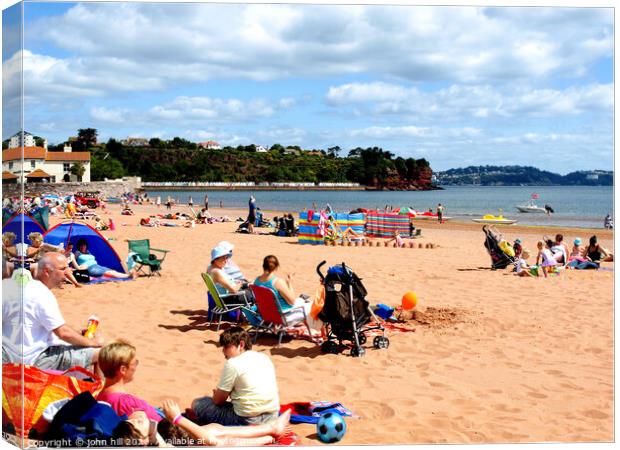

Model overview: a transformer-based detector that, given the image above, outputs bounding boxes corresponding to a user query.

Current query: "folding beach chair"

[201,273,250,331]
[126,239,169,277]
[249,284,312,346]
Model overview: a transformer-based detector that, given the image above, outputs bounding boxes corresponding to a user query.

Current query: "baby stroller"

[316,261,389,357]
[482,225,517,270]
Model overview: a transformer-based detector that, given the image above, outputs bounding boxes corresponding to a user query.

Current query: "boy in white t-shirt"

[190,327,279,426]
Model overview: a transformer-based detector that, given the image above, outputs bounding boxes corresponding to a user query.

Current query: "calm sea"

[144,185,614,229]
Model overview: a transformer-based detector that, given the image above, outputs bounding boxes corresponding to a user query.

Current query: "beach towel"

[279,402,354,424]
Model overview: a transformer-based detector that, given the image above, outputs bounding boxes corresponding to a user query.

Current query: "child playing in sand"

[515,250,535,277]
[535,240,558,277]
[386,231,405,247]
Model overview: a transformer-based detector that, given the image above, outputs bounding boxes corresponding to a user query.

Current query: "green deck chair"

[127,239,170,277]
[201,272,250,331]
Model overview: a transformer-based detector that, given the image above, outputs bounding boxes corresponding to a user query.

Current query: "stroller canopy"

[44,222,124,273]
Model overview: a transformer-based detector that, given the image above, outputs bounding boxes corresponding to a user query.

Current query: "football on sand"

[317,412,347,443]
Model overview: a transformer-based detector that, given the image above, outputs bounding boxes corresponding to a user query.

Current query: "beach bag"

[73,269,90,283]
[373,304,395,320]
[47,391,125,445]
[207,293,242,322]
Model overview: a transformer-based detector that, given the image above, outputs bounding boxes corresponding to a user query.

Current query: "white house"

[198,140,221,150]
[2,146,91,182]
[255,145,268,153]
[8,131,47,150]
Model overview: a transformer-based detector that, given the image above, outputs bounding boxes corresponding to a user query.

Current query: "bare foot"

[130,269,138,279]
[272,409,291,437]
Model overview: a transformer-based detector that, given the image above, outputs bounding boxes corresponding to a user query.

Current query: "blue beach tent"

[43,222,125,273]
[2,212,47,245]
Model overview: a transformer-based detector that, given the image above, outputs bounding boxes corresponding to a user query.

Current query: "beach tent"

[2,212,46,245]
[298,211,365,245]
[365,212,410,238]
[43,222,124,273]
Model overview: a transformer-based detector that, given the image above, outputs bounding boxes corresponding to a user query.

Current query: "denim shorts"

[87,264,109,277]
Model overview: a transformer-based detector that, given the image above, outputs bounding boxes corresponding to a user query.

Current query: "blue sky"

[2,1,614,174]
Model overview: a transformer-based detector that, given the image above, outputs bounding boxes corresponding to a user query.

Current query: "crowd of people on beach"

[510,233,613,277]
[1,190,614,446]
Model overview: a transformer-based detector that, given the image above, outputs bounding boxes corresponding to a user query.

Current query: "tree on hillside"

[270,143,285,153]
[327,146,341,158]
[76,128,98,151]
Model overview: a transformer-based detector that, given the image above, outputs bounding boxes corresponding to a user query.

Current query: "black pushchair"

[482,225,517,269]
[316,261,389,357]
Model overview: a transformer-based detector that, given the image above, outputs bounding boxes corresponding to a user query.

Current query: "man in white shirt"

[2,253,104,370]
[190,327,279,426]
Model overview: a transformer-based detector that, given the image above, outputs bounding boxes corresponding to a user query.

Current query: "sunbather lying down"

[114,403,291,447]
[326,227,365,242]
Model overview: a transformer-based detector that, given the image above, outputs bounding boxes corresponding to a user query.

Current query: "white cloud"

[25,3,612,94]
[324,81,613,120]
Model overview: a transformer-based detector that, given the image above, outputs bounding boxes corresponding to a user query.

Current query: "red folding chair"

[250,284,312,346]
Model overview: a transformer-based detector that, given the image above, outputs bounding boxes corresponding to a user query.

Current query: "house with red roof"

[2,145,91,182]
[198,140,221,150]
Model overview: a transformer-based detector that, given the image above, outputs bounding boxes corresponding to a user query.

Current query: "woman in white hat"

[207,245,251,304]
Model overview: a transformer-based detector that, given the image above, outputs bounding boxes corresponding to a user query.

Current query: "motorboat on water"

[472,214,517,225]
[410,210,452,221]
[516,199,547,213]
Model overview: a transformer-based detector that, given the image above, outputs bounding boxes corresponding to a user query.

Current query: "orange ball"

[402,291,418,310]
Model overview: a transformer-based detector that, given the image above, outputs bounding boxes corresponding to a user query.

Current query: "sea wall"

[2,180,139,198]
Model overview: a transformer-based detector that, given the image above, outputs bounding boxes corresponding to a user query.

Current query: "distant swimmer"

[544,204,554,215]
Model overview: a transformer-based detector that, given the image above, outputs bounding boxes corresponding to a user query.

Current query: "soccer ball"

[316,412,347,443]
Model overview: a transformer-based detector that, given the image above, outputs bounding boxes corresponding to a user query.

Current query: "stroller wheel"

[321,341,339,354]
[373,336,390,349]
[350,346,365,358]
[357,334,367,345]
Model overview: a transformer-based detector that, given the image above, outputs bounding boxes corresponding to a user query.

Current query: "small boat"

[472,214,517,225]
[410,210,452,221]
[516,199,547,213]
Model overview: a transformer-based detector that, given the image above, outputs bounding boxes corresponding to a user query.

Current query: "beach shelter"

[43,222,124,272]
[2,212,46,245]
[2,364,103,438]
[298,211,365,245]
[365,212,410,238]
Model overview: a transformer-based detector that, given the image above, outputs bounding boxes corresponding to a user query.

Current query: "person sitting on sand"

[94,216,109,231]
[386,230,405,247]
[60,242,82,288]
[566,238,599,270]
[190,327,280,426]
[513,238,523,259]
[25,232,65,278]
[121,205,135,216]
[535,240,558,277]
[583,235,613,264]
[2,232,18,278]
[547,234,568,265]
[97,340,163,422]
[207,245,252,305]
[75,238,137,279]
[515,250,535,277]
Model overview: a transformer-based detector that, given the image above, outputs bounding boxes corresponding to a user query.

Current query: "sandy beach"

[53,202,613,444]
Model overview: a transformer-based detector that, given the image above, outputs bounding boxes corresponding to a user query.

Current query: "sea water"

[145,185,613,229]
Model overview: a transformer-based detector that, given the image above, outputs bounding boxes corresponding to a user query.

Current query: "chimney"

[64,143,72,152]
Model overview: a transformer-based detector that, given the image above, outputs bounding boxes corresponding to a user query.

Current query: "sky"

[1,1,615,174]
